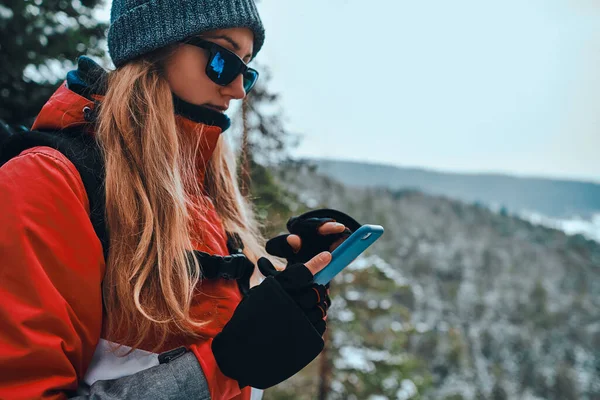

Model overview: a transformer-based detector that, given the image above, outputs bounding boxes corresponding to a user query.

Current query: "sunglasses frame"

[182,37,259,93]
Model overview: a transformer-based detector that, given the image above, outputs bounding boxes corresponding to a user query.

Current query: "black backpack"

[0,120,254,286]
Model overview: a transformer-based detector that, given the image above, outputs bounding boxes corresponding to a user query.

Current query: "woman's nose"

[221,74,246,100]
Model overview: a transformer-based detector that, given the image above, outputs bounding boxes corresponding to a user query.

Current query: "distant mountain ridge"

[308,159,600,219]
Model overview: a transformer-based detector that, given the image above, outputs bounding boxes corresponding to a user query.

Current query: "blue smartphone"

[313,224,384,285]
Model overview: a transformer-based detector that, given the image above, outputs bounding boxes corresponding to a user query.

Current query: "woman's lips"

[204,104,228,113]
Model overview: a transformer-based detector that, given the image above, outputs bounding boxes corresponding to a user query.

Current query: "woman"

[0,0,357,399]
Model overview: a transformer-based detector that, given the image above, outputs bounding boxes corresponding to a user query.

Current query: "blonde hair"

[95,47,269,351]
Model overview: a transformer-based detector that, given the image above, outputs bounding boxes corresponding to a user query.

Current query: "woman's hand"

[211,250,335,390]
[265,208,361,266]
[286,221,348,254]
[256,251,332,335]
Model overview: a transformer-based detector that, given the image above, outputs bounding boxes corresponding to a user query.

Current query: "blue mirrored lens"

[243,69,258,92]
[209,52,225,79]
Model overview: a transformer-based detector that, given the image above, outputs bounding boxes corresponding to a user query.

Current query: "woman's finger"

[329,237,346,252]
[286,234,301,253]
[304,251,332,275]
[318,222,346,235]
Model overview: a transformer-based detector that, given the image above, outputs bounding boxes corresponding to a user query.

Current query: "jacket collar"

[31,56,230,184]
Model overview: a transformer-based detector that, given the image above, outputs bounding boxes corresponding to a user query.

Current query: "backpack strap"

[191,251,254,280]
[226,231,244,254]
[0,128,108,259]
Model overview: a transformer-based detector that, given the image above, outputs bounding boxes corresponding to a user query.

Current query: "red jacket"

[0,82,251,400]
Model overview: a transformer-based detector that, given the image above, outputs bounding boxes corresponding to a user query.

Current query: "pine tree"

[0,0,108,125]
[552,364,579,400]
[237,65,301,236]
[491,381,507,400]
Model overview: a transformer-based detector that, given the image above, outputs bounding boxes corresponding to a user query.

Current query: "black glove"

[212,258,330,389]
[257,257,331,335]
[266,208,362,265]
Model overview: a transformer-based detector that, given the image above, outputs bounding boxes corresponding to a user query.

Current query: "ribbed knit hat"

[107,0,265,67]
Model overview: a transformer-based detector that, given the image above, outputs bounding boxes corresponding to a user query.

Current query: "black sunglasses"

[182,37,259,93]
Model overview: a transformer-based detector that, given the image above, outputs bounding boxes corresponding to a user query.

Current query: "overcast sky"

[98,0,600,183]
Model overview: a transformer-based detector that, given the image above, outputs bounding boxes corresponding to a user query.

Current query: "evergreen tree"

[237,65,301,236]
[552,364,579,400]
[491,381,507,400]
[0,0,108,126]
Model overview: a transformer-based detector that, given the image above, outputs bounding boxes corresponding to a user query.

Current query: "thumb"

[304,251,332,276]
[257,257,279,277]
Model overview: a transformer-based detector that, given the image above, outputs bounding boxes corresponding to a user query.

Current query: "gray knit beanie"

[107,0,265,67]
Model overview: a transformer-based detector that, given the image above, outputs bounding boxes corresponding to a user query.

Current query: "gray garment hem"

[71,352,210,400]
